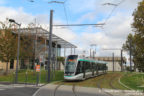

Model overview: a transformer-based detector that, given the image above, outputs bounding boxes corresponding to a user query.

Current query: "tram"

[64,55,107,81]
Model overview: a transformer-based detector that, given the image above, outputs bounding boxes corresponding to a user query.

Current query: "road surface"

[0,84,38,96]
[34,84,116,96]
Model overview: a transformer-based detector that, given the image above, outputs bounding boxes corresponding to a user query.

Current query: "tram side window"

[100,64,103,70]
[103,65,106,70]
[98,64,101,70]
[76,61,83,75]
[92,62,95,71]
[102,64,105,70]
[85,62,91,72]
[101,65,103,70]
[97,64,99,70]
[104,64,107,70]
[101,64,104,70]
[95,63,98,71]
[94,63,97,71]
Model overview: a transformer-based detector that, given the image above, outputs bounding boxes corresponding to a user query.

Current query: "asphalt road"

[34,84,113,96]
[0,84,143,96]
[33,84,144,96]
[0,84,38,96]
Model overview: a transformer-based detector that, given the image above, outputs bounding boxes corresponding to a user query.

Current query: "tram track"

[53,83,64,96]
[72,84,78,96]
[109,74,118,90]
[54,73,121,96]
[53,83,78,96]
[96,73,116,96]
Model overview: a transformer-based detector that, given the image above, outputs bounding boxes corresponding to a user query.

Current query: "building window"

[10,59,14,69]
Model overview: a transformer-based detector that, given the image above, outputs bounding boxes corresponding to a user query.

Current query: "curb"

[51,80,64,84]
[32,80,64,96]
[118,76,134,90]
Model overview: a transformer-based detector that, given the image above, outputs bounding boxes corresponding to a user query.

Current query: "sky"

[0,0,142,59]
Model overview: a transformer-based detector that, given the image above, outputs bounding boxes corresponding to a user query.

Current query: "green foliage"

[123,0,144,72]
[0,20,17,74]
[132,0,144,35]
[57,57,65,65]
[20,33,35,59]
[57,57,65,62]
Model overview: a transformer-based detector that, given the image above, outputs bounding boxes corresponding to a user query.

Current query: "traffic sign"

[36,65,40,72]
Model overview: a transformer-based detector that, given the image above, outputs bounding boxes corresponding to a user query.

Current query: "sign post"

[36,65,40,86]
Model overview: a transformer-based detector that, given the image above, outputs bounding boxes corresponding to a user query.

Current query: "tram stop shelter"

[0,27,77,72]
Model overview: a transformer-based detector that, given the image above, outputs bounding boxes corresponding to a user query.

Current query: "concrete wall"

[106,61,121,71]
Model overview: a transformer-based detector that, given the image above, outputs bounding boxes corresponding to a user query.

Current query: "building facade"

[0,27,77,73]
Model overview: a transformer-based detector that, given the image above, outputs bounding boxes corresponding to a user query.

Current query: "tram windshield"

[65,55,78,74]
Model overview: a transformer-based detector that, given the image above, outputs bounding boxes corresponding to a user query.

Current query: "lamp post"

[90,44,97,59]
[9,19,21,83]
[47,10,53,83]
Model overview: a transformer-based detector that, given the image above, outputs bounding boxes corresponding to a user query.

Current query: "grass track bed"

[56,72,128,90]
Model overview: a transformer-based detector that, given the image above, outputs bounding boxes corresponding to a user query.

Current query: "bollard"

[25,72,28,86]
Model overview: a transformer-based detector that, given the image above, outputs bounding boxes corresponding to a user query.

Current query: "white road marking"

[0,89,5,91]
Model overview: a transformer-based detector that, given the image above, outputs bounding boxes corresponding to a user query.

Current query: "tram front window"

[65,55,78,75]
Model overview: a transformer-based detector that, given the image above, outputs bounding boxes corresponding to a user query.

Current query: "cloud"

[71,0,142,57]
[102,13,133,39]
[77,12,133,57]
[53,28,77,42]
[0,0,142,58]
[74,0,142,23]
[0,6,77,45]
[0,6,34,25]
[0,6,50,27]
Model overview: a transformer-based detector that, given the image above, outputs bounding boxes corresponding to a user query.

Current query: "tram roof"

[13,27,77,48]
[78,59,107,64]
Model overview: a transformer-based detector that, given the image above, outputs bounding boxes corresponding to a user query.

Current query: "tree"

[123,33,144,72]
[19,32,35,69]
[19,24,46,69]
[132,0,144,72]
[0,20,17,74]
[123,0,144,72]
[57,57,65,65]
[123,34,138,71]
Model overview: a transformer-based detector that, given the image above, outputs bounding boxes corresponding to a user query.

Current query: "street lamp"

[9,19,21,83]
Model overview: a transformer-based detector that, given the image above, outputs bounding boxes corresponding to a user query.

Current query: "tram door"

[83,61,86,78]
[92,62,94,76]
[96,63,99,75]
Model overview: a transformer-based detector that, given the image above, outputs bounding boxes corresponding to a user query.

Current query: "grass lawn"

[0,70,64,84]
[56,72,128,90]
[121,72,144,90]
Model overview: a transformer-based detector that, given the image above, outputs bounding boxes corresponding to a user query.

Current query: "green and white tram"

[64,55,107,81]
